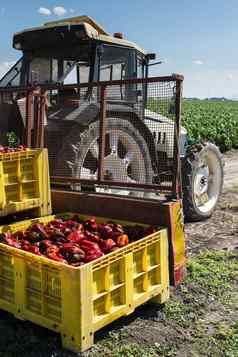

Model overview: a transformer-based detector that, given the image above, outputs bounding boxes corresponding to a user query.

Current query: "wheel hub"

[103,153,133,182]
[79,128,149,194]
[199,175,208,192]
[194,166,209,196]
[200,176,207,186]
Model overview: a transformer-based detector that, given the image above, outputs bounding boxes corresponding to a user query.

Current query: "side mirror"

[97,45,104,57]
[146,53,156,61]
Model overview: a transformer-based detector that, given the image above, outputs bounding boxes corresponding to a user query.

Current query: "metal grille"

[0,75,183,199]
[46,86,101,180]
[0,89,45,148]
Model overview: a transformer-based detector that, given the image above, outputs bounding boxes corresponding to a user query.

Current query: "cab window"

[95,45,136,82]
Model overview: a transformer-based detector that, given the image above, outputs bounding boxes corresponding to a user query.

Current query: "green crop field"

[182,99,238,152]
[148,98,238,152]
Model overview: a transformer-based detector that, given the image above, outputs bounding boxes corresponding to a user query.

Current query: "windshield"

[95,45,144,102]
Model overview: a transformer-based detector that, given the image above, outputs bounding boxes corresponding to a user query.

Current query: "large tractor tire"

[182,142,224,221]
[55,115,155,196]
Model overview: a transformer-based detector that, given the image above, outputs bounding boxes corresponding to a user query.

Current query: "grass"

[84,250,238,357]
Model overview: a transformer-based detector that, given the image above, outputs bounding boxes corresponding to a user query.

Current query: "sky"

[0,0,237,98]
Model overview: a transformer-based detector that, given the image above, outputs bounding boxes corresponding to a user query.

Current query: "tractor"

[0,15,224,221]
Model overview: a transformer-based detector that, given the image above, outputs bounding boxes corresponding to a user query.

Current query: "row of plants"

[148,98,238,152]
[182,99,238,151]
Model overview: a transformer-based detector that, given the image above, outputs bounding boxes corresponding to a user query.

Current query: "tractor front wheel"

[182,143,224,221]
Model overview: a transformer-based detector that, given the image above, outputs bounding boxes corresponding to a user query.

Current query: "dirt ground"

[223,150,238,190]
[186,186,238,255]
[0,151,237,356]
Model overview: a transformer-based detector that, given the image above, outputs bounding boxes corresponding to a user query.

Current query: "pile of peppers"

[0,216,157,266]
[0,145,27,154]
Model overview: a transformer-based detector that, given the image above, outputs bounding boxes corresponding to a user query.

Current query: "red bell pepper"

[84,218,98,232]
[83,251,103,263]
[98,224,114,239]
[85,230,100,242]
[116,234,129,247]
[80,240,101,252]
[47,253,67,264]
[30,223,49,239]
[67,230,85,244]
[60,242,85,262]
[100,239,116,253]
[2,232,21,249]
[46,245,67,263]
[39,240,53,253]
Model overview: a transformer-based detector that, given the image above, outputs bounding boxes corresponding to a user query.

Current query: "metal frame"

[0,75,184,93]
[0,74,183,198]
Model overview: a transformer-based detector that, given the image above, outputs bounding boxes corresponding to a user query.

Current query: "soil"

[186,187,238,255]
[186,149,238,254]
[223,149,238,190]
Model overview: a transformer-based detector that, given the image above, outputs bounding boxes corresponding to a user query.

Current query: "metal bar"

[51,189,169,224]
[24,92,33,147]
[147,61,162,67]
[76,64,80,97]
[34,96,41,148]
[0,57,23,86]
[98,86,106,181]
[50,176,172,192]
[172,79,183,198]
[52,183,172,194]
[0,74,184,93]
[38,95,45,148]
[31,90,46,148]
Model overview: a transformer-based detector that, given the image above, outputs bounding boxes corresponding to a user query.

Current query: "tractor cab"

[0,16,149,104]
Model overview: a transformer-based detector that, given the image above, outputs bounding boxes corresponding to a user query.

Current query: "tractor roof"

[13,15,146,54]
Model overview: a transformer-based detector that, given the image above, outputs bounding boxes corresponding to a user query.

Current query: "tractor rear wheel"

[55,115,154,197]
[182,142,224,221]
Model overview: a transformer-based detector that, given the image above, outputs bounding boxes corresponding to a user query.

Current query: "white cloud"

[193,60,204,65]
[38,7,51,16]
[226,73,233,80]
[53,6,67,16]
[69,9,75,14]
[182,70,238,98]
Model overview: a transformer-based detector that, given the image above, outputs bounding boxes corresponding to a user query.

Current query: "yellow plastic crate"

[0,149,51,217]
[0,215,169,353]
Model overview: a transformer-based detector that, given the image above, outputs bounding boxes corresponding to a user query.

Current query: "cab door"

[95,44,137,103]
